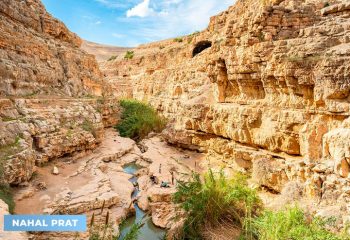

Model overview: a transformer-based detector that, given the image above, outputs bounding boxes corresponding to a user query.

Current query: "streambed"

[119,163,166,240]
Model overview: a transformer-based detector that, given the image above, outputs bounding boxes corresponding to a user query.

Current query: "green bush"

[0,184,15,214]
[115,99,166,140]
[174,37,183,43]
[248,206,348,240]
[173,170,262,240]
[0,136,21,182]
[108,55,117,61]
[124,51,134,60]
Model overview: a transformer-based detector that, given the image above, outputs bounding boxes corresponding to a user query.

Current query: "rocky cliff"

[102,0,350,216]
[0,0,104,97]
[0,0,120,186]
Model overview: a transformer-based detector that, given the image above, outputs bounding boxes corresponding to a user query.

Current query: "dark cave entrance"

[192,41,212,57]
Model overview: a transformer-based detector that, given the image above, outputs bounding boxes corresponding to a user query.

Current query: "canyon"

[1,0,350,239]
[103,0,350,221]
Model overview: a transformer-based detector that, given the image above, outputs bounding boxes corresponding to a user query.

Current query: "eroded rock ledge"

[0,98,120,185]
[101,0,350,222]
[0,0,107,97]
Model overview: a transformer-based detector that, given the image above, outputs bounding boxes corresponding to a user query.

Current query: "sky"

[41,0,234,47]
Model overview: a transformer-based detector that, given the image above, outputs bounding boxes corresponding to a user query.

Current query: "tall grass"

[89,210,143,240]
[115,99,166,140]
[249,206,348,240]
[173,170,350,240]
[121,222,144,240]
[173,170,262,239]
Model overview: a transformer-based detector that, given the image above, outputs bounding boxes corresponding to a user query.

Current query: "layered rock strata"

[0,0,105,97]
[0,0,120,185]
[0,98,120,185]
[102,0,350,220]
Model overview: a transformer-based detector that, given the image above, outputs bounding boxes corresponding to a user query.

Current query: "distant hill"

[82,40,131,62]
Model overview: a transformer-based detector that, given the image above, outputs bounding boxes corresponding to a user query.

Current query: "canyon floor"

[9,129,204,239]
[1,0,350,239]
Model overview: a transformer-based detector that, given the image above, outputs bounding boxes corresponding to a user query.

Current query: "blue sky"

[41,0,234,47]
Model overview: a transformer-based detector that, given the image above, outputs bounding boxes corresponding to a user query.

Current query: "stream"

[119,163,166,240]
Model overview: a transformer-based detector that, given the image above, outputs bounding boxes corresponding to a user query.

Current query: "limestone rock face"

[14,130,137,240]
[0,98,120,185]
[0,0,105,97]
[101,0,350,208]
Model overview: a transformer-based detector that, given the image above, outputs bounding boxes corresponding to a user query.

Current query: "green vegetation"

[0,136,21,214]
[89,210,143,240]
[108,55,117,61]
[249,207,347,240]
[124,51,134,60]
[0,184,15,214]
[24,90,40,98]
[82,119,96,136]
[173,170,262,240]
[0,136,21,173]
[257,32,265,42]
[121,222,144,240]
[173,37,183,43]
[115,99,166,140]
[187,31,200,44]
[66,129,73,139]
[1,116,17,122]
[173,170,349,240]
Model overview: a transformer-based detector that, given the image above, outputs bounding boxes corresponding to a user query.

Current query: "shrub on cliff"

[0,184,15,214]
[0,137,20,214]
[249,206,347,240]
[173,37,183,43]
[173,170,262,239]
[108,55,117,61]
[115,99,166,140]
[124,51,134,60]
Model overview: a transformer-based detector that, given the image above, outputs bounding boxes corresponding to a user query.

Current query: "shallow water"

[119,163,166,240]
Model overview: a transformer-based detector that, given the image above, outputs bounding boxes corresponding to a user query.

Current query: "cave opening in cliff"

[193,41,212,57]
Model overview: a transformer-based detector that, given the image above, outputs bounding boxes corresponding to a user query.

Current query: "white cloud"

[126,0,155,17]
[125,0,234,41]
[95,21,102,25]
[112,33,126,38]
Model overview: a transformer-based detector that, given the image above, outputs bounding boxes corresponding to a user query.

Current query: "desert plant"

[89,211,143,240]
[1,116,17,122]
[0,184,15,214]
[187,31,200,44]
[174,37,183,43]
[124,51,134,60]
[173,170,262,240]
[115,99,166,140]
[121,222,144,240]
[81,119,96,136]
[0,136,21,182]
[249,206,346,240]
[108,55,117,61]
